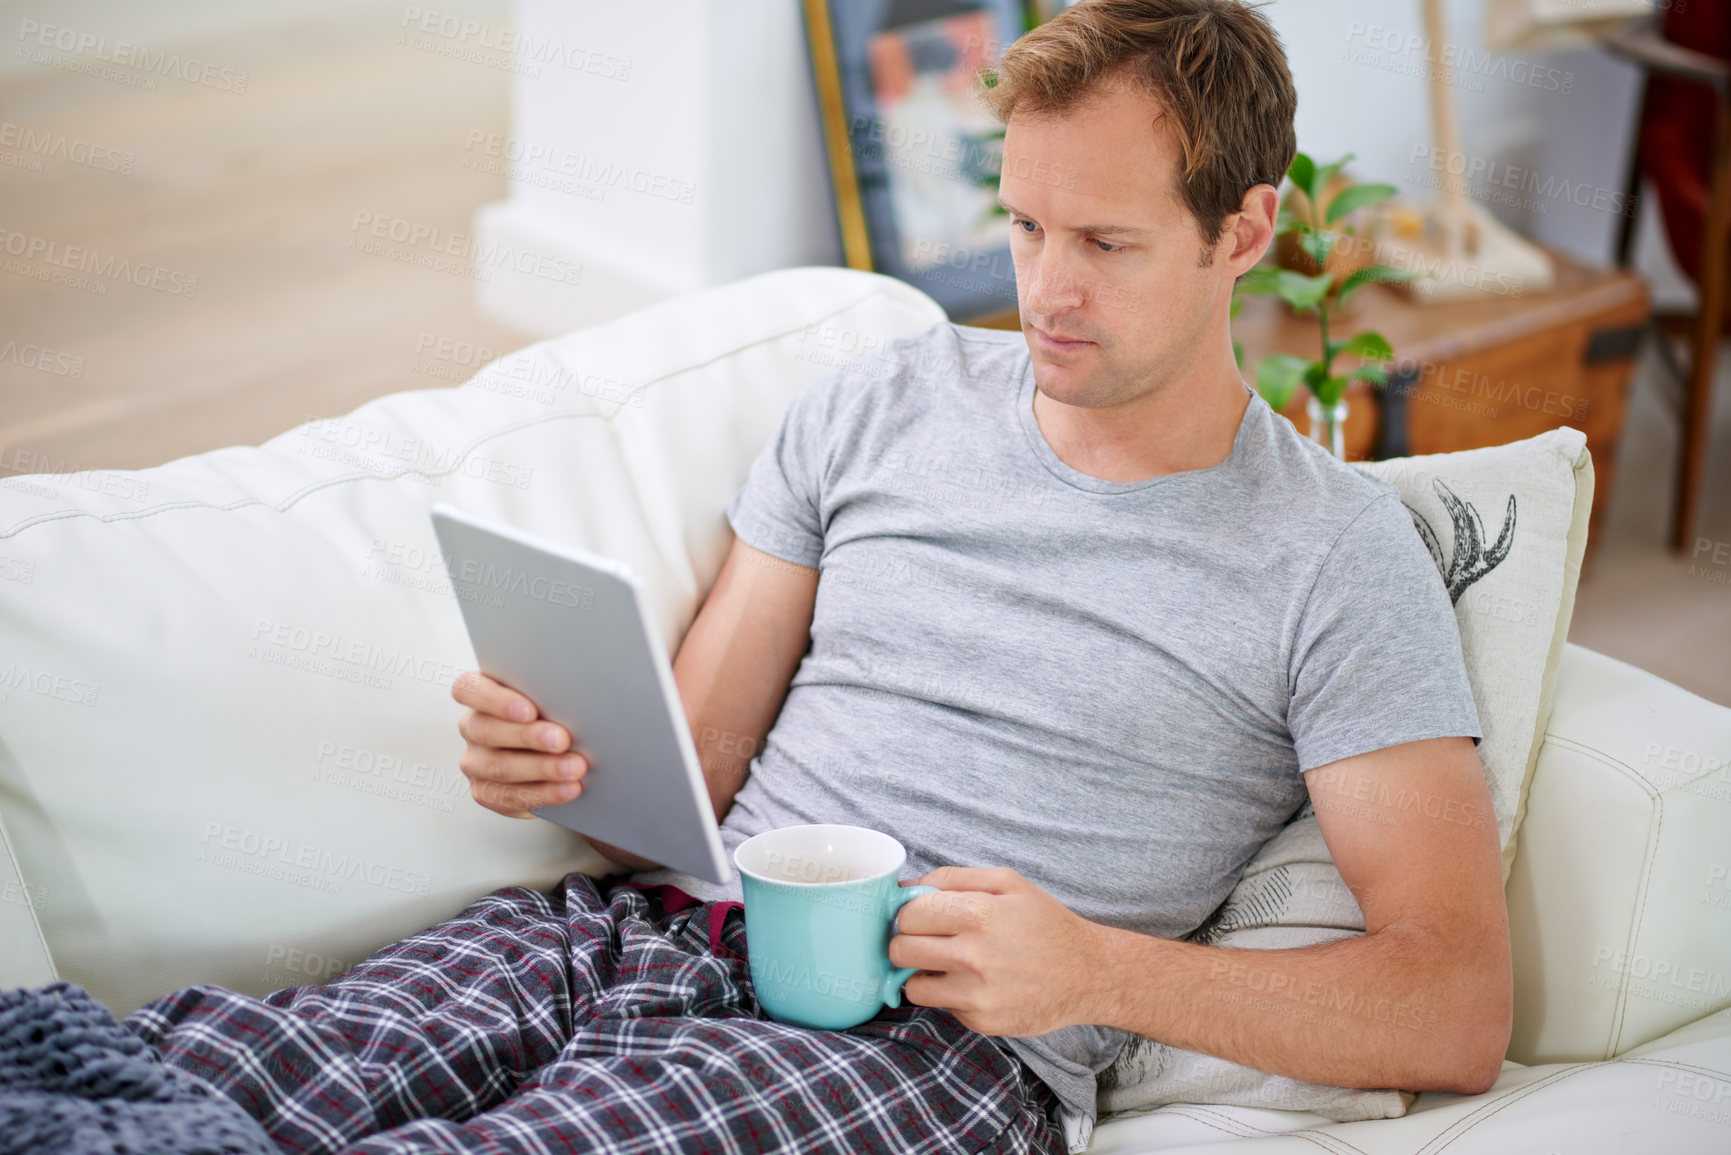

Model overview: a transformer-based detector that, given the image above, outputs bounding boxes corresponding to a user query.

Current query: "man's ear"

[1224,183,1280,276]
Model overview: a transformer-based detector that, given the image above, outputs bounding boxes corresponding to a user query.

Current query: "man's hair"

[981,0,1297,248]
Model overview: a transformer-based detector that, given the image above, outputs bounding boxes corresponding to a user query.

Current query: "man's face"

[999,81,1240,409]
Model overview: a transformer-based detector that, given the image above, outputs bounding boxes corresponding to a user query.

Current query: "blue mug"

[734,824,941,1030]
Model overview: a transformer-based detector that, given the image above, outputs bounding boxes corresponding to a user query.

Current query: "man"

[129,2,1510,1153]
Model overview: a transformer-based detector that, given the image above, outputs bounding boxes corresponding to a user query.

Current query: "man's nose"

[1020,244,1086,317]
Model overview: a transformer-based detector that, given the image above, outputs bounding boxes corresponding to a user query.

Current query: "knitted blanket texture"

[0,982,275,1155]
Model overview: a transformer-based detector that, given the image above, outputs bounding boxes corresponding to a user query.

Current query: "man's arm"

[671,537,819,827]
[893,735,1513,1094]
[452,536,818,871]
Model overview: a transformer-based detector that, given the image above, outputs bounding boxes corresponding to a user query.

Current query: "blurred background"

[0,0,1724,702]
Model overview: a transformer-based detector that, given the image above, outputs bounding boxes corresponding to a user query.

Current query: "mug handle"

[881,884,941,1008]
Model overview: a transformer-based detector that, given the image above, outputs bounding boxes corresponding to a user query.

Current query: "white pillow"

[1099,427,1594,1122]
[1368,428,1594,882]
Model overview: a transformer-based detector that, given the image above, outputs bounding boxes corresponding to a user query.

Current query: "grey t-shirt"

[627,322,1481,1152]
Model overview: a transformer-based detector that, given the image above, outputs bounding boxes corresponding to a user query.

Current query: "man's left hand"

[890,866,1106,1037]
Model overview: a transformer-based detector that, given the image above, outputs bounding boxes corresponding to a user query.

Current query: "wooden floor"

[1,3,1726,705]
[0,3,528,473]
[1568,341,1731,706]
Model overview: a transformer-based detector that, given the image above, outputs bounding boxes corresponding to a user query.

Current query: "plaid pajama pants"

[125,872,1067,1155]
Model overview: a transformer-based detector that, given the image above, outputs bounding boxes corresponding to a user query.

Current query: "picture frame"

[801,0,1033,324]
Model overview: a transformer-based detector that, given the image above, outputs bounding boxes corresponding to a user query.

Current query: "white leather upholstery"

[1089,1008,1731,1153]
[0,266,943,1013]
[0,265,1725,1149]
[0,809,53,989]
[1506,644,1731,1063]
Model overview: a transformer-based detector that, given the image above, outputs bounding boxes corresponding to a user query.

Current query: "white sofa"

[1,267,1727,1152]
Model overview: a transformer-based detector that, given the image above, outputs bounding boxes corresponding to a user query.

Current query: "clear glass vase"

[1306,395,1348,460]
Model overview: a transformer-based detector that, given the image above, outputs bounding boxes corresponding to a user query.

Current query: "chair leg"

[1674,97,1731,552]
[1651,313,1693,396]
[1615,86,1648,270]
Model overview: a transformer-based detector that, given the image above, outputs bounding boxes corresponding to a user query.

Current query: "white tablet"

[429,503,731,885]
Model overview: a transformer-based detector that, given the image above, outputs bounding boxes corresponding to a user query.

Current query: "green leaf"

[1274,207,1301,237]
[1272,269,1334,313]
[1307,152,1354,209]
[1348,363,1389,386]
[1288,153,1315,201]
[1336,264,1419,310]
[1316,373,1350,407]
[1232,339,1244,369]
[1256,353,1310,410]
[1338,330,1395,361]
[1299,229,1336,268]
[1326,182,1398,225]
[1236,266,1284,296]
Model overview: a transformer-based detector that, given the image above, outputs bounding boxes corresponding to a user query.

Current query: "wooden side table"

[1233,250,1650,539]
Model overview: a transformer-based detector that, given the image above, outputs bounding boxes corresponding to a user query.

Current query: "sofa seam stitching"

[1530,731,1662,1059]
[1425,1063,1593,1151]
[1429,1048,1731,1151]
[1150,1104,1369,1154]
[1613,785,1664,1056]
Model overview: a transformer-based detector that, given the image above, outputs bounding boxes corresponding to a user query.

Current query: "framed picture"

[802,0,1032,323]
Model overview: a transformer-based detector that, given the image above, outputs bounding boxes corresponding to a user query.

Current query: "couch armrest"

[1505,643,1731,1064]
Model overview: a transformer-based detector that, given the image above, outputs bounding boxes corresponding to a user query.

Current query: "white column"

[474,0,843,336]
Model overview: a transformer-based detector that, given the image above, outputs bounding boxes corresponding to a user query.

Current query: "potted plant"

[1236,152,1416,458]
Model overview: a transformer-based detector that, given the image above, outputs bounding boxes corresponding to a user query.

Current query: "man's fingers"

[471,774,583,817]
[900,971,945,1010]
[888,924,964,973]
[900,976,969,1011]
[458,710,574,756]
[450,673,591,821]
[451,670,538,722]
[915,866,1025,894]
[458,746,586,786]
[896,890,994,935]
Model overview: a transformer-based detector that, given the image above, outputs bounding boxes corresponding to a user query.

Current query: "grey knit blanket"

[0,982,275,1155]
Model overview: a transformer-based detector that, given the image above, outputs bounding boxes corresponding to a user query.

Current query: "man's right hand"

[451,670,587,818]
[448,536,819,871]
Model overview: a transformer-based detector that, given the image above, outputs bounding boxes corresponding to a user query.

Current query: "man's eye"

[1013,219,1039,234]
[1094,239,1122,253]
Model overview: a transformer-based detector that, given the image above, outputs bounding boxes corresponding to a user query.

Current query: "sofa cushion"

[0,267,943,1012]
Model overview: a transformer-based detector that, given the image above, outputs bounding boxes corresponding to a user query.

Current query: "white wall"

[473,0,839,335]
[1262,0,1688,305]
[476,0,1691,335]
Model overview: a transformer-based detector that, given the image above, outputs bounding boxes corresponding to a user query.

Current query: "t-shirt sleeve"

[1287,491,1483,772]
[723,371,839,569]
